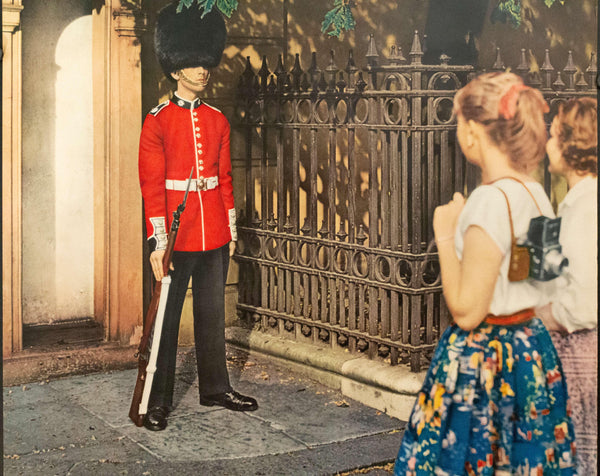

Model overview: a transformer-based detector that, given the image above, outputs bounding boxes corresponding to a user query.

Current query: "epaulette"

[149,100,170,116]
[203,101,222,113]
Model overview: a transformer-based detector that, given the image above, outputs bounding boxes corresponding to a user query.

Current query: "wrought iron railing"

[233,31,597,372]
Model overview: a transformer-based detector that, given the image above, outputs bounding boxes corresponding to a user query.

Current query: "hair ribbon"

[498,83,549,119]
[498,84,528,119]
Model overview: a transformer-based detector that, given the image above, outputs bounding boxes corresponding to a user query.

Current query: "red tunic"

[139,95,236,252]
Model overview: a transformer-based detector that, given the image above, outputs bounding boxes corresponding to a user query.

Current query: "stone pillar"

[93,1,147,345]
[2,0,24,357]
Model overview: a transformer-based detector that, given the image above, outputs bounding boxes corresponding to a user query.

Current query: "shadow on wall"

[422,0,490,65]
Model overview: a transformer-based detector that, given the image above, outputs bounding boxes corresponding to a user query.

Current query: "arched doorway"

[2,0,146,357]
[21,1,97,347]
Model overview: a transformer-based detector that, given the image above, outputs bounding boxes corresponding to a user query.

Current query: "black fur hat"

[155,2,227,76]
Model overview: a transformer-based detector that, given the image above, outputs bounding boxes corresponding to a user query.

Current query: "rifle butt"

[128,358,148,427]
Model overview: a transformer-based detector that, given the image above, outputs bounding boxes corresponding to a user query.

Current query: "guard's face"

[172,66,211,94]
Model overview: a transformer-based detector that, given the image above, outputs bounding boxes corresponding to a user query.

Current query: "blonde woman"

[393,73,577,475]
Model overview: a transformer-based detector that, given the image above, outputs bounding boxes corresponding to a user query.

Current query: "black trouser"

[149,244,232,408]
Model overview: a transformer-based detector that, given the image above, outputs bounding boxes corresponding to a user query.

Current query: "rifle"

[129,168,194,426]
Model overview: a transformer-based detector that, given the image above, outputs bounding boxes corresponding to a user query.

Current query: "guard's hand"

[229,240,237,257]
[149,250,174,281]
[433,192,466,241]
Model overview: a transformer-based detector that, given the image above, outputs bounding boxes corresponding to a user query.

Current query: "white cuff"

[228,208,237,241]
[149,217,168,250]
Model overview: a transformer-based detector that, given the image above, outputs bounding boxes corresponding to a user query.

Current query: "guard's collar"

[171,93,202,110]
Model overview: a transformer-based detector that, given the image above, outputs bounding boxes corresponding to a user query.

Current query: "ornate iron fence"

[233,32,597,372]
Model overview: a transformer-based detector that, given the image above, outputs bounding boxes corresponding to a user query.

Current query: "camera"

[522,216,569,281]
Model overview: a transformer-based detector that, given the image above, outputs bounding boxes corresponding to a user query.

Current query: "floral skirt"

[550,328,597,475]
[394,318,577,476]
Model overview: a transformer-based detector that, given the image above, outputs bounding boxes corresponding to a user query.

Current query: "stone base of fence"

[226,326,426,421]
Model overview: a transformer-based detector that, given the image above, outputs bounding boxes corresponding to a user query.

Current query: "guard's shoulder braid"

[149,100,170,116]
[202,101,222,113]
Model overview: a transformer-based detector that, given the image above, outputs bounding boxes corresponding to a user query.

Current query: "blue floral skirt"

[394,318,577,475]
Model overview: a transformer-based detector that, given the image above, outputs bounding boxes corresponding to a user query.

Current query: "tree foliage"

[321,0,356,37]
[491,0,566,27]
[491,0,523,27]
[176,0,239,18]
[177,0,569,35]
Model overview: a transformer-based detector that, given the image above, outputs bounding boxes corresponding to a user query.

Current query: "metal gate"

[234,32,597,372]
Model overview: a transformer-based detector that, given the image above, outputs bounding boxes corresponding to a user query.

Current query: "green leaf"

[491,0,522,28]
[321,0,356,38]
[216,0,239,18]
[176,0,195,13]
[197,0,216,17]
[177,0,238,18]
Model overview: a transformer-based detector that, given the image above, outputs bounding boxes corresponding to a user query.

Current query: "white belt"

[165,177,218,192]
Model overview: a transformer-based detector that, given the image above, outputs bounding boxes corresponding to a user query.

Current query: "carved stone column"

[2,0,24,357]
[93,1,147,344]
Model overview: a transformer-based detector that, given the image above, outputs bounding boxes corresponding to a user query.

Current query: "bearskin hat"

[154,2,227,76]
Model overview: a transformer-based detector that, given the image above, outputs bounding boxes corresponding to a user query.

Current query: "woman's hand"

[433,192,466,242]
[229,240,237,257]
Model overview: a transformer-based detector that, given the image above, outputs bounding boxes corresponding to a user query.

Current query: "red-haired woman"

[537,97,597,475]
[393,73,577,475]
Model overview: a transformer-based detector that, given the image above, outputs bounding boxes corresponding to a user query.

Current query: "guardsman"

[138,2,258,431]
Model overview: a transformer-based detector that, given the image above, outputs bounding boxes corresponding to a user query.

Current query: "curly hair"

[554,97,597,176]
[453,72,549,174]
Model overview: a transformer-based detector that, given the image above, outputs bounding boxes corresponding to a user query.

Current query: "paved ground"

[3,345,405,475]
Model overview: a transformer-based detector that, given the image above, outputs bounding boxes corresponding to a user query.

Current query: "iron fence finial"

[389,45,406,65]
[516,48,529,78]
[336,72,347,92]
[346,49,359,89]
[258,55,270,91]
[492,47,505,71]
[300,72,311,91]
[275,54,286,91]
[585,52,597,90]
[553,71,566,91]
[409,30,423,65]
[308,51,321,88]
[541,49,554,90]
[366,33,379,67]
[291,53,303,91]
[563,51,577,90]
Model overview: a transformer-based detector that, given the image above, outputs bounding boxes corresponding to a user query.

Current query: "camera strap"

[490,176,543,214]
[492,177,543,282]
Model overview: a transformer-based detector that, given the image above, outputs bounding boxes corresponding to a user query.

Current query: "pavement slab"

[3,345,405,475]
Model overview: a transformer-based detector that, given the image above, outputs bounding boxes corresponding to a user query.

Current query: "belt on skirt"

[485,307,535,325]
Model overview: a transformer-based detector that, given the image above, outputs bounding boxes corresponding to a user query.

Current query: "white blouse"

[455,178,556,316]
[551,176,598,332]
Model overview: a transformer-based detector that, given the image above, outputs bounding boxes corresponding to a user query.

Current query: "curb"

[2,343,138,387]
[225,327,425,421]
[3,327,425,422]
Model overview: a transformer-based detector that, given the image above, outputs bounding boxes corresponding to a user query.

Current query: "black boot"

[143,406,169,431]
[200,391,258,412]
